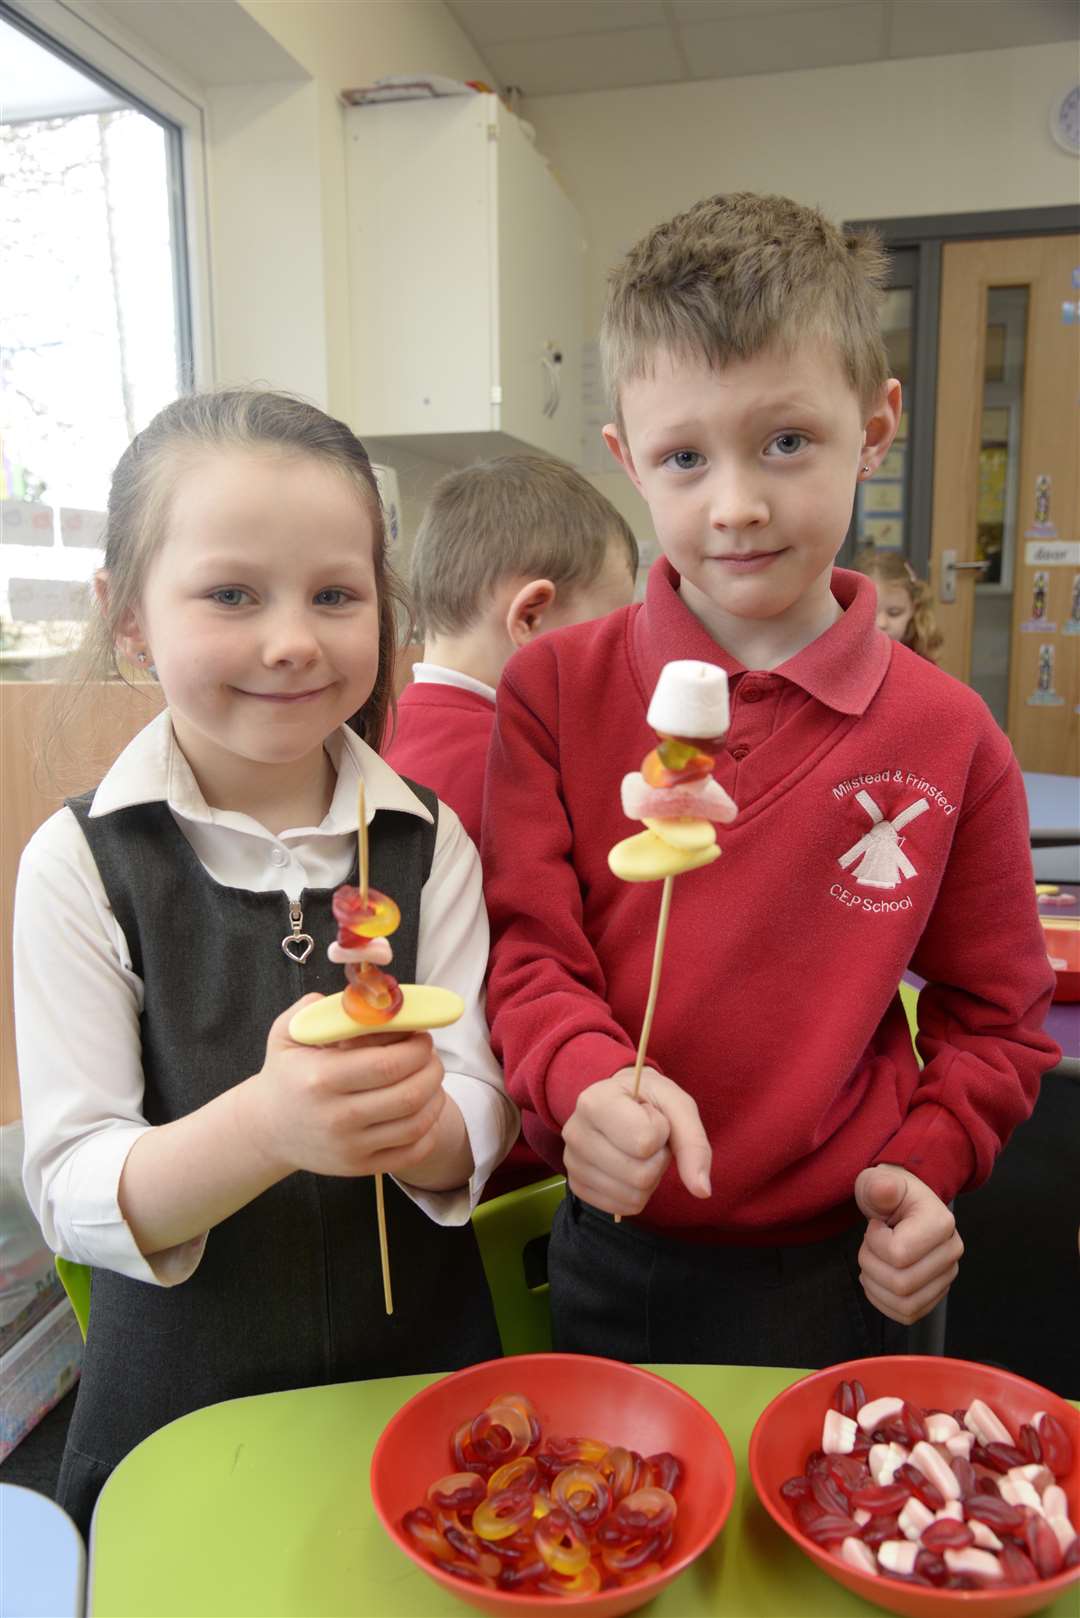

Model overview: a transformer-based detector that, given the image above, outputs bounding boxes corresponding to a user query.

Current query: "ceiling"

[445,0,1080,97]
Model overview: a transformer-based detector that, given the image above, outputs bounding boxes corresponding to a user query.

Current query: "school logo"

[837,791,930,890]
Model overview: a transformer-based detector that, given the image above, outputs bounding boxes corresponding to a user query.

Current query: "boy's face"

[604,340,899,654]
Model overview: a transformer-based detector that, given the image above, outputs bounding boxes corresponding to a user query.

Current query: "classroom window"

[0,11,190,679]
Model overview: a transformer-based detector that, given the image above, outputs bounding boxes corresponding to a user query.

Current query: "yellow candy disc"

[642,816,717,852]
[289,984,464,1045]
[608,829,720,883]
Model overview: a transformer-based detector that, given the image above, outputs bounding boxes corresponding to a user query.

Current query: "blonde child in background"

[387,453,638,849]
[386,453,638,1196]
[14,391,517,1532]
[854,543,943,661]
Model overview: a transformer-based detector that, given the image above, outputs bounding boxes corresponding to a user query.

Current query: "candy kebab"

[289,779,465,1315]
[609,661,737,1104]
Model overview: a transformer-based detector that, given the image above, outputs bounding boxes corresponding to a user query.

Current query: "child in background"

[855,544,943,661]
[14,391,517,1532]
[482,194,1059,1370]
[386,453,638,1197]
[386,453,638,849]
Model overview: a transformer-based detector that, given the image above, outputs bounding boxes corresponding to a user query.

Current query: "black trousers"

[550,1194,916,1369]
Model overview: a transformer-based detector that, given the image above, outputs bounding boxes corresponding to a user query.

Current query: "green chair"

[471,1175,566,1357]
[55,1256,91,1340]
[899,979,922,1066]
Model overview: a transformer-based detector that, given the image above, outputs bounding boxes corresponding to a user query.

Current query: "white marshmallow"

[869,1442,908,1485]
[878,1540,919,1575]
[853,1509,872,1527]
[926,1413,961,1444]
[910,1441,962,1500]
[945,1432,975,1460]
[969,1520,1003,1552]
[857,1397,905,1433]
[647,660,730,738]
[840,1537,879,1575]
[1007,1463,1053,1496]
[1047,1515,1078,1554]
[934,1500,964,1521]
[1000,1477,1042,1512]
[943,1547,1003,1580]
[963,1400,1013,1446]
[898,1497,934,1540]
[1043,1485,1070,1519]
[823,1409,858,1455]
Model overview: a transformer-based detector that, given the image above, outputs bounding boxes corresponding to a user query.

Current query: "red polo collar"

[632,557,890,717]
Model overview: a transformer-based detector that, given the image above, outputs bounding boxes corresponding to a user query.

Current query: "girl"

[853,544,944,661]
[13,391,517,1533]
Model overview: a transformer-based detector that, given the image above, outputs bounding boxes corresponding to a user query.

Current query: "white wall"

[523,42,1079,548]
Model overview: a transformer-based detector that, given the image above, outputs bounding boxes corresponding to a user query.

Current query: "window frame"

[2,0,214,390]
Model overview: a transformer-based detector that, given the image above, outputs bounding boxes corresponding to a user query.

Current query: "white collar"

[89,709,434,833]
[410,662,497,704]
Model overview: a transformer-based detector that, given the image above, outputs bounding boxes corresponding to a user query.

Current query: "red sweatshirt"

[386,679,495,848]
[482,561,1059,1244]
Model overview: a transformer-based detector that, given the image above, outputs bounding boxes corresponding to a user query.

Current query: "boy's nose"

[707,469,768,531]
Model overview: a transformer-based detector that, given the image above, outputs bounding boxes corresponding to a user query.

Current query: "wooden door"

[929,234,1078,772]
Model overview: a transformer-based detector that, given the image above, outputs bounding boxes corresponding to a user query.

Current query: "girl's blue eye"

[210,587,249,606]
[769,433,807,456]
[314,588,350,606]
[665,450,704,471]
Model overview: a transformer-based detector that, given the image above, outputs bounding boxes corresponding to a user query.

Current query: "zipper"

[281,896,315,964]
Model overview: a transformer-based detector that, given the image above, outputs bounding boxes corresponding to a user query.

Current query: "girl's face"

[124,449,380,808]
[873,578,914,642]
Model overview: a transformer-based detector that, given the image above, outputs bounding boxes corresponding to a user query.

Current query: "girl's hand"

[855,1164,964,1325]
[561,1068,712,1218]
[246,997,448,1181]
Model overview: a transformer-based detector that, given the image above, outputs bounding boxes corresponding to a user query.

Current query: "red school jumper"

[482,561,1059,1243]
[386,675,551,1198]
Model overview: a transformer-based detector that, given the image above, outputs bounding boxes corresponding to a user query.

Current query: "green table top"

[88,1364,1079,1617]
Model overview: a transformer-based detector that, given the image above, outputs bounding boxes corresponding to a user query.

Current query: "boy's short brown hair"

[410,453,639,637]
[601,192,889,431]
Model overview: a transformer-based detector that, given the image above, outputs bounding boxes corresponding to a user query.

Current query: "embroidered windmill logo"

[838,791,930,890]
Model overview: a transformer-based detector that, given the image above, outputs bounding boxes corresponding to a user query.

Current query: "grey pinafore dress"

[56,787,500,1533]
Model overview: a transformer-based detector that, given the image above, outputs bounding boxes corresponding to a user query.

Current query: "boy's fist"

[855,1164,963,1326]
[562,1069,712,1218]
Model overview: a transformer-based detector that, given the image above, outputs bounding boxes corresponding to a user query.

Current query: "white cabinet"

[346,95,584,466]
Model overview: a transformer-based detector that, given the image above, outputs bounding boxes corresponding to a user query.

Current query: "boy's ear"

[601,425,644,495]
[506,578,557,647]
[859,378,903,476]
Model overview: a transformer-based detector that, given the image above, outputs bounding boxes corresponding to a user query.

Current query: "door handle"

[940,549,989,604]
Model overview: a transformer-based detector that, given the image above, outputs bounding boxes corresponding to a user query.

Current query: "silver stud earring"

[861,464,871,476]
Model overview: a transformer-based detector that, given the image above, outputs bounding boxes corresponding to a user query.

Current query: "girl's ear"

[96,570,146,664]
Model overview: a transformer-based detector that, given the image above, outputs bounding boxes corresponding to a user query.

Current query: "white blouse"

[14,712,517,1286]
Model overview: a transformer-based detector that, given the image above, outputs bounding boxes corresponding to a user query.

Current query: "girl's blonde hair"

[46,390,408,787]
[853,545,943,662]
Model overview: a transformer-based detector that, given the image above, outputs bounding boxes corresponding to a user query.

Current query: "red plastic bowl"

[370,1353,736,1618]
[749,1354,1080,1618]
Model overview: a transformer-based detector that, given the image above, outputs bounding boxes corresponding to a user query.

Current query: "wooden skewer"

[615,873,675,1224]
[358,777,393,1315]
[630,873,674,1101]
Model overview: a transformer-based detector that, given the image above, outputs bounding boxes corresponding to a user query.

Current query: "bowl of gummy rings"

[369,1352,736,1618]
[748,1354,1080,1618]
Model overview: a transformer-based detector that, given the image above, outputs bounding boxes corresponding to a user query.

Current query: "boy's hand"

[562,1068,712,1218]
[248,998,448,1181]
[855,1164,964,1326]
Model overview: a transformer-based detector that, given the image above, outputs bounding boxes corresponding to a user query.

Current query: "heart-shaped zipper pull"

[282,899,315,964]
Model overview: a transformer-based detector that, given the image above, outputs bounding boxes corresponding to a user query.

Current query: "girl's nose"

[876,611,889,632]
[262,608,321,666]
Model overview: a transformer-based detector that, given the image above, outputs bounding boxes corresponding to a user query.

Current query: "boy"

[386,453,638,847]
[481,194,1059,1367]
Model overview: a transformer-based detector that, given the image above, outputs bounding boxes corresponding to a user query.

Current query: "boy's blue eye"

[769,433,807,456]
[665,450,704,471]
[314,588,350,606]
[210,587,249,606]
